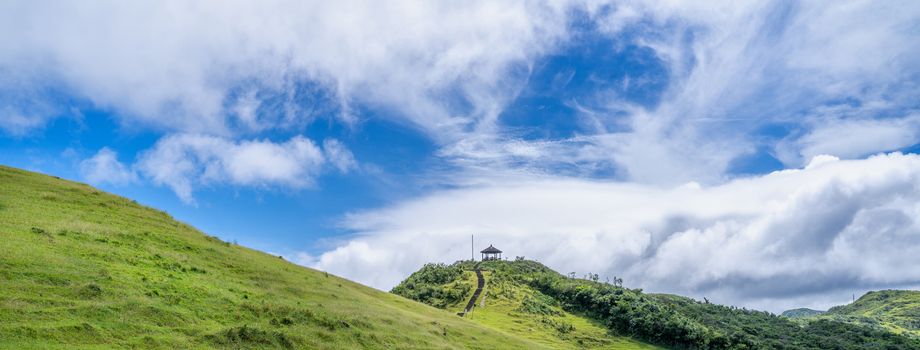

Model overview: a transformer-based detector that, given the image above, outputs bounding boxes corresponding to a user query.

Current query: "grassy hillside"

[392,261,660,350]
[793,290,920,337]
[0,165,550,349]
[394,260,920,350]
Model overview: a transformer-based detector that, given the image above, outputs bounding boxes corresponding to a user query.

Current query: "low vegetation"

[0,165,548,349]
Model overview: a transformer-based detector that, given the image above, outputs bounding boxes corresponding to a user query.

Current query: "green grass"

[801,290,920,337]
[0,165,551,349]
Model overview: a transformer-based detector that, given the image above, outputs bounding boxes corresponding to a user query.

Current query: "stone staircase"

[457,264,484,317]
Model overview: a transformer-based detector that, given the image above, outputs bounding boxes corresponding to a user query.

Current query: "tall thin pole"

[471,235,474,261]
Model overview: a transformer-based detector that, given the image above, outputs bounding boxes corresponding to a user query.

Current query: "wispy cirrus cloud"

[405,0,920,184]
[571,0,920,183]
[6,1,917,186]
[1,0,582,199]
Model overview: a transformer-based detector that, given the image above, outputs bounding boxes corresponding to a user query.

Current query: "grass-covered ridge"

[0,165,549,349]
[394,259,920,350]
[789,290,920,337]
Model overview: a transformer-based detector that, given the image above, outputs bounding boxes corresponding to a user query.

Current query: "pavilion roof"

[480,245,502,254]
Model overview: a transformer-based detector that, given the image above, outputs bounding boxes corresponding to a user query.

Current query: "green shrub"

[390,263,471,308]
[517,295,561,316]
[540,317,575,334]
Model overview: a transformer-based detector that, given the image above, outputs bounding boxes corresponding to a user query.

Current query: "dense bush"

[390,263,471,308]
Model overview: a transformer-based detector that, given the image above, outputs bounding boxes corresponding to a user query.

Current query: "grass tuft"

[78,283,103,298]
[207,325,299,349]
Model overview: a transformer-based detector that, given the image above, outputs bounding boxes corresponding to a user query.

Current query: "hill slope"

[789,290,920,337]
[0,165,549,349]
[392,261,660,350]
[394,260,920,350]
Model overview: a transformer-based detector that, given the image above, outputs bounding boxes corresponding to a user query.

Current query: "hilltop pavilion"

[480,245,502,261]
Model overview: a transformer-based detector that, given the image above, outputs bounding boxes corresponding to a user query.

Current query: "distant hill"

[0,165,548,349]
[394,260,920,350]
[781,308,826,318]
[792,290,920,337]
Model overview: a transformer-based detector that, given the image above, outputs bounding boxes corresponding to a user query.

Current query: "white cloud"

[0,108,50,136]
[78,147,137,185]
[558,0,920,184]
[0,0,574,139]
[0,75,61,136]
[309,153,920,312]
[135,134,343,204]
[322,139,357,173]
[4,1,917,184]
[778,112,920,166]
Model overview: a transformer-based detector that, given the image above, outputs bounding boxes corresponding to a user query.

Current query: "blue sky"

[2,1,920,312]
[0,97,436,252]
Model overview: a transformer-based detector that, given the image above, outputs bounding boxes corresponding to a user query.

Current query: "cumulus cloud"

[133,134,354,203]
[79,147,137,185]
[308,153,920,312]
